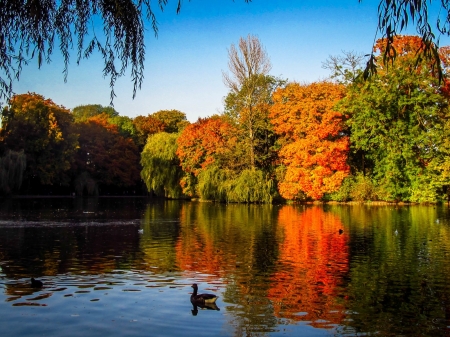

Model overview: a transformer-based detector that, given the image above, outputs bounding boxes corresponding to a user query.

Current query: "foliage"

[73,114,140,193]
[196,165,228,201]
[72,104,118,122]
[361,0,450,80]
[221,169,275,203]
[330,173,377,202]
[2,0,256,103]
[196,166,275,203]
[340,36,450,202]
[151,109,188,133]
[176,116,236,196]
[176,116,235,176]
[0,93,78,188]
[141,132,185,198]
[0,150,26,195]
[270,81,350,200]
[107,115,137,139]
[224,74,284,171]
[133,114,166,149]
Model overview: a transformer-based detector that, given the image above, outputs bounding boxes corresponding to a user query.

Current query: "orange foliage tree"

[132,115,166,149]
[176,116,236,196]
[270,82,350,200]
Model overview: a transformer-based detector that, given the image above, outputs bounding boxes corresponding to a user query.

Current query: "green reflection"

[330,205,450,335]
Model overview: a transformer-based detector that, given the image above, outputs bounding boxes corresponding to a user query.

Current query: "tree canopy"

[0,93,79,188]
[340,35,450,202]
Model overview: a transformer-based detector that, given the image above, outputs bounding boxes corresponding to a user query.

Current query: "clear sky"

[9,0,450,121]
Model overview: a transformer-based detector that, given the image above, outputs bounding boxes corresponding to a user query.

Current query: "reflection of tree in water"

[176,202,280,335]
[332,205,450,336]
[268,206,349,328]
[0,224,141,287]
[138,201,182,274]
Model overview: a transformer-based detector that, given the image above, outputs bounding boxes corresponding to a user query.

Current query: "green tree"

[108,115,137,140]
[72,104,118,122]
[0,93,78,190]
[141,132,185,198]
[151,109,188,133]
[339,36,450,202]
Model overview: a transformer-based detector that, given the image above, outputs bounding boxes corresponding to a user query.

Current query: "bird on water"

[31,278,43,288]
[190,283,218,305]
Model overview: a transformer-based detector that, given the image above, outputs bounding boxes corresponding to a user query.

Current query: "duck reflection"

[191,302,220,316]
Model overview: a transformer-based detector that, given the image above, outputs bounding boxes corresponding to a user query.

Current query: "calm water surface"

[0,197,449,336]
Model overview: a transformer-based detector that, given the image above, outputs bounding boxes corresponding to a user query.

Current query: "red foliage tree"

[74,114,140,193]
[176,116,236,176]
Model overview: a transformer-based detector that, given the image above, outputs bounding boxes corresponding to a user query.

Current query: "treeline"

[2,35,450,203]
[0,96,187,196]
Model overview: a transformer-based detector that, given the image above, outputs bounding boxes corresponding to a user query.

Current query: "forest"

[1,34,450,203]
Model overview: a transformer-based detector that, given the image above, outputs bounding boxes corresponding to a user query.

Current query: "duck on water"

[190,284,219,315]
[190,283,218,304]
[31,278,43,288]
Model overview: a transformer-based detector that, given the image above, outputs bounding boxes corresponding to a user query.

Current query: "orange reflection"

[175,206,229,281]
[268,206,349,328]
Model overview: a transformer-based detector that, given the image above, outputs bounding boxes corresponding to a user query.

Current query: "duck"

[338,229,344,235]
[31,278,43,288]
[190,283,218,305]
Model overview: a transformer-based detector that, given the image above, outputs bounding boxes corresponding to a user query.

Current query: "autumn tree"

[340,35,450,202]
[73,104,142,149]
[176,115,237,197]
[132,115,166,149]
[73,114,140,195]
[141,132,185,198]
[0,93,79,191]
[270,82,350,200]
[223,35,284,171]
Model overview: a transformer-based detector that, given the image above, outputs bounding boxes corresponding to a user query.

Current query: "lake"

[0,197,449,336]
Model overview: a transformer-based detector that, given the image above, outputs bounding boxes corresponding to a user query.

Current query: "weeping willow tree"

[140,132,185,198]
[197,165,275,203]
[0,150,26,195]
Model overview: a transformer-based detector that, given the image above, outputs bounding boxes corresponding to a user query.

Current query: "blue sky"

[10,0,450,121]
